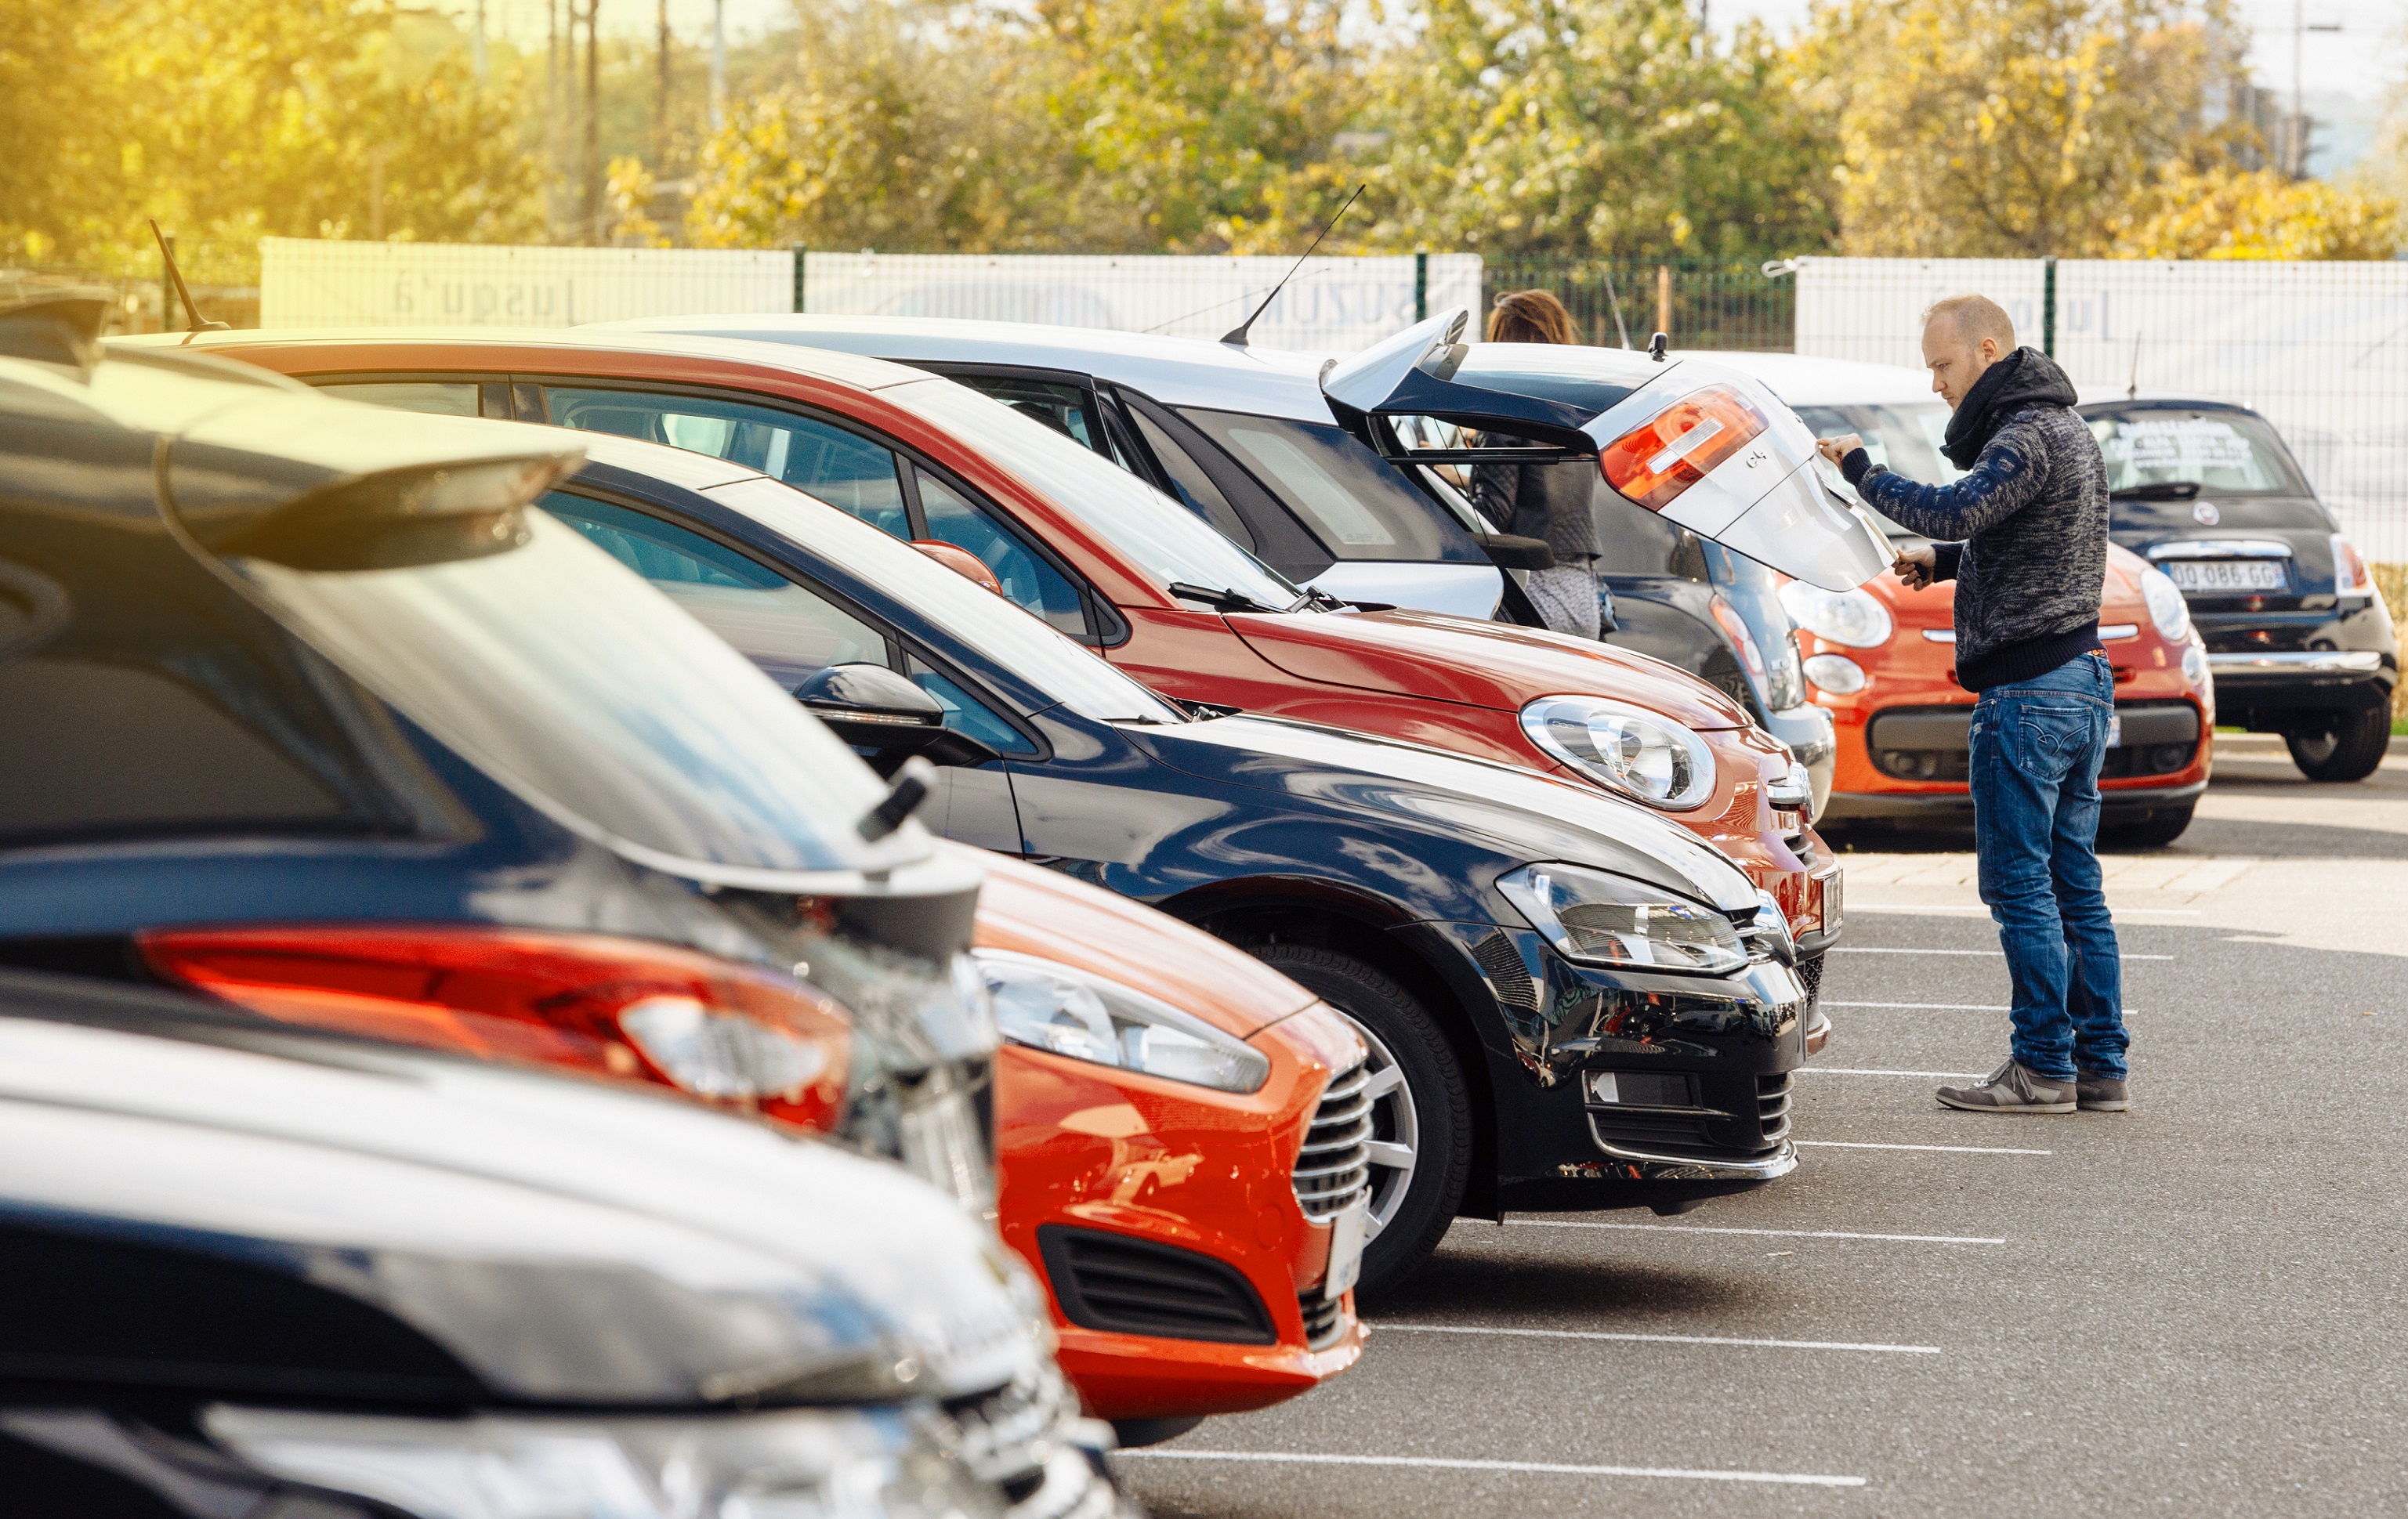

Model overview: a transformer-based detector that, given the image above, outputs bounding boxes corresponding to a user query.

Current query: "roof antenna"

[149,219,230,345]
[2127,329,2142,400]
[1221,184,1366,348]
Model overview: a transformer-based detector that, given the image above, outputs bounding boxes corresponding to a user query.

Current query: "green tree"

[2116,166,2403,259]
[1794,0,2236,256]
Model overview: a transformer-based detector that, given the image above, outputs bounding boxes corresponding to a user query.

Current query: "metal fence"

[1792,255,2408,562]
[1,242,259,335]
[1483,258,1797,353]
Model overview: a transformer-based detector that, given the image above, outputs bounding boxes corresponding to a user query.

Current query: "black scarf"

[1941,346,2079,469]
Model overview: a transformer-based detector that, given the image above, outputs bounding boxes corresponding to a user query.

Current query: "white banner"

[259,239,794,327]
[798,252,1483,351]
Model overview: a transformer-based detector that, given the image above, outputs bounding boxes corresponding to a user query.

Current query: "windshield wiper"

[1168,580,1279,613]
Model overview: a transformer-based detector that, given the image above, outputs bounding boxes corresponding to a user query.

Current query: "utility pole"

[547,0,563,237]
[710,0,726,132]
[584,0,603,242]
[656,0,671,168]
[473,0,487,81]
[2290,3,2343,177]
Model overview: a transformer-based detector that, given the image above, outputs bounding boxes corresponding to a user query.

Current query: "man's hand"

[1893,542,1937,590]
[1815,433,1864,468]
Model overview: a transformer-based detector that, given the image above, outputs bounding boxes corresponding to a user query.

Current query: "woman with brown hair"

[1472,290,1610,638]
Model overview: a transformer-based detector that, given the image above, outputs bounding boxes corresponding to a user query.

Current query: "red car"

[185,330,1850,1033]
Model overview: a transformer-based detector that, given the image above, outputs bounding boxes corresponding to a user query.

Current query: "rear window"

[230,506,918,877]
[2087,410,2310,497]
[1439,344,1649,414]
[1175,410,1466,562]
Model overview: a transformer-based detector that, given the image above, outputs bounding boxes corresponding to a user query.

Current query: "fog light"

[1803,653,1867,694]
[1584,1070,1694,1107]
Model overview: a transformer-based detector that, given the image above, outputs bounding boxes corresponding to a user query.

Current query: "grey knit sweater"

[1841,391,2111,692]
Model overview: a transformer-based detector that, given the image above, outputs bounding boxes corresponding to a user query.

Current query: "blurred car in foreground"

[0,968,1116,1519]
[388,427,1809,1291]
[1698,353,2216,846]
[2080,397,2395,783]
[176,326,1841,1029]
[0,309,998,1209]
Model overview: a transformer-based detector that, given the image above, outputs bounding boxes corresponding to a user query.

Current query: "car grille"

[1036,1225,1275,1345]
[1298,1288,1345,1350]
[1758,1071,1794,1145]
[1291,1059,1372,1221]
[944,1361,1123,1519]
[1586,1069,1794,1159]
[1796,952,1824,1011]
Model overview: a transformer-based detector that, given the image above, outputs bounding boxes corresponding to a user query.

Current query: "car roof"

[119,324,938,394]
[599,313,1345,422]
[1667,349,1941,408]
[2077,396,2262,418]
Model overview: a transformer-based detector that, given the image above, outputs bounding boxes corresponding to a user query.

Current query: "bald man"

[1816,295,2128,1118]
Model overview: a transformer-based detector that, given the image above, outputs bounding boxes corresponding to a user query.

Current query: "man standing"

[1816,295,2128,1116]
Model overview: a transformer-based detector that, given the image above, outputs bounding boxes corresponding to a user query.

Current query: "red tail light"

[1599,385,1769,512]
[137,924,851,1131]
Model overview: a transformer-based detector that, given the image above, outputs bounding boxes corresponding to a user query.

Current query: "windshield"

[1794,402,1960,538]
[1176,410,1467,562]
[232,509,918,878]
[883,378,1305,610]
[2087,409,2309,497]
[704,475,1187,726]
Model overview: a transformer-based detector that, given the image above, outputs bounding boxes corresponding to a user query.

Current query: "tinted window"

[914,470,1088,638]
[318,382,481,417]
[548,495,891,691]
[1179,410,1465,562]
[544,386,911,535]
[1591,493,1688,575]
[2088,409,2310,497]
[1126,408,1255,548]
[1436,343,1649,415]
[951,376,1099,450]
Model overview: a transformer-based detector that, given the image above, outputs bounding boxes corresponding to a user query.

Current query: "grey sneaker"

[2076,1071,2130,1112]
[1936,1058,2077,1115]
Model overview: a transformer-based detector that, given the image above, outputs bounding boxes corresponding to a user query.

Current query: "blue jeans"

[1968,651,2127,1081]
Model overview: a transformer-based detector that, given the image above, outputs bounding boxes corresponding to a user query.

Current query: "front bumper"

[1825,777,2208,826]
[1400,921,1804,1214]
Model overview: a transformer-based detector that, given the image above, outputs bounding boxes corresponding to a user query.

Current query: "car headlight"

[1802,653,1867,694]
[976,949,1269,1093]
[1519,696,1717,811]
[203,1402,1005,1519]
[1779,580,1893,649]
[1497,862,1748,977]
[2139,567,2191,643]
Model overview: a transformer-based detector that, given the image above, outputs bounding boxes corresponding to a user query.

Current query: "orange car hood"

[1226,608,1751,731]
[1862,543,2152,623]
[972,854,1315,1040]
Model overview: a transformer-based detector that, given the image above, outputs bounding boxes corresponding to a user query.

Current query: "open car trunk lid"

[1321,309,1894,592]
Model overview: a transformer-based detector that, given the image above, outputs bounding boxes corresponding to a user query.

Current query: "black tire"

[2098,804,2196,850]
[1247,944,1470,1293]
[2285,709,2392,783]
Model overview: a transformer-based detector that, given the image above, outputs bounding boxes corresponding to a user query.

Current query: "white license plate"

[2165,559,2287,592]
[1323,1198,1369,1299]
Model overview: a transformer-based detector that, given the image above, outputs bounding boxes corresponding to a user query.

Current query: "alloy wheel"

[1333,1012,1418,1240]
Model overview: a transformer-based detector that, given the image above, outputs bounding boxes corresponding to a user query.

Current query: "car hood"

[1128,714,1760,914]
[974,852,1315,1039]
[0,978,1045,1408]
[1227,608,1752,730]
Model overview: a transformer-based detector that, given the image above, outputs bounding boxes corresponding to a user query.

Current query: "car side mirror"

[793,663,1001,778]
[1475,532,1556,571]
[911,540,1005,595]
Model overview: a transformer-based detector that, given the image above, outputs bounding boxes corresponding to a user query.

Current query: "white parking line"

[1795,1066,1990,1078]
[1373,1322,1941,1354]
[1831,946,2176,960]
[1509,1220,2004,1245]
[1116,1450,1867,1489]
[1850,902,2200,916]
[1798,1139,2049,1156]
[1826,1000,2140,1013]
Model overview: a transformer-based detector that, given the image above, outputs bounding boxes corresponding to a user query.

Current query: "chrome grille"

[1298,1289,1345,1349]
[945,1362,1124,1519]
[1291,1059,1372,1221]
[1757,1071,1794,1145]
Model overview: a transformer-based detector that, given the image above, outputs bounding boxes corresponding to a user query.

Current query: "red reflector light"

[137,924,851,1132]
[1599,385,1769,512]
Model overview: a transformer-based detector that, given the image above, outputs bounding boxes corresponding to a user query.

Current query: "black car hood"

[1125,714,1759,913]
[0,975,1041,1409]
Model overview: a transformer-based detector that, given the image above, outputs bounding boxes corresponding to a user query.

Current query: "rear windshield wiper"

[2109,481,2202,501]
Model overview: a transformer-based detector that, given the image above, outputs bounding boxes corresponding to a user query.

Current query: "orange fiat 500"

[976,855,1367,1444]
[1707,355,2214,845]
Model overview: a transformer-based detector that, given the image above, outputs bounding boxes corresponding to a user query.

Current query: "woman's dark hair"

[1486,290,1577,345]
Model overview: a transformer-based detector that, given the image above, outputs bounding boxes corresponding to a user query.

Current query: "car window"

[950,375,1099,450]
[2088,410,2308,496]
[882,378,1302,611]
[905,656,1037,756]
[317,381,482,417]
[1793,403,1951,539]
[1124,408,1255,548]
[1179,410,1469,562]
[544,494,892,693]
[543,385,911,536]
[914,469,1088,638]
[704,474,1187,726]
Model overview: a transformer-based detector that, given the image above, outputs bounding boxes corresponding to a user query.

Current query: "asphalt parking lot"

[1113,733,2408,1516]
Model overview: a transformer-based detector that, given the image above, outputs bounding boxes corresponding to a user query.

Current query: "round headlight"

[2139,566,2192,643]
[1802,653,1867,694]
[1779,580,1894,649]
[1520,696,1718,811]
